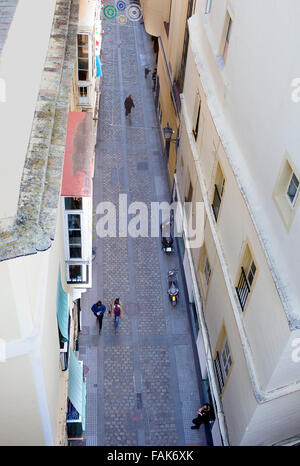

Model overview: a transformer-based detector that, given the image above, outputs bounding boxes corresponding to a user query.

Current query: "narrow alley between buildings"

[78,11,210,447]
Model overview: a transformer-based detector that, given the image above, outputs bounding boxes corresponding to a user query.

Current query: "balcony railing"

[211,184,221,221]
[235,267,251,311]
[214,351,224,393]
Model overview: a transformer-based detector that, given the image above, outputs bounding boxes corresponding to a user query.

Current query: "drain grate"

[136,393,143,409]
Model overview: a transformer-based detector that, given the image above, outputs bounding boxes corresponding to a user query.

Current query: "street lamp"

[163,123,174,140]
[162,123,180,156]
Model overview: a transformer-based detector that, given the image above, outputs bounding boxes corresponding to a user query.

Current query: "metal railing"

[235,267,251,311]
[214,351,224,393]
[211,184,221,221]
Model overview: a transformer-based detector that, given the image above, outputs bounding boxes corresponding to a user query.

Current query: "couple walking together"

[91,298,123,333]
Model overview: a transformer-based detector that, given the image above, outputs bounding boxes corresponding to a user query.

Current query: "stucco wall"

[0,0,57,218]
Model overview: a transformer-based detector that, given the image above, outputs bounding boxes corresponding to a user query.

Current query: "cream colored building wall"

[199,216,300,445]
[0,248,53,344]
[39,203,65,442]
[140,0,163,37]
[0,265,22,342]
[0,202,67,445]
[0,354,45,445]
[240,388,300,446]
[182,30,296,389]
[179,29,300,443]
[0,0,57,218]
[193,0,300,325]
[204,246,257,445]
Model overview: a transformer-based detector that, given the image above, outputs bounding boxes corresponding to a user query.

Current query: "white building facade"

[174,0,300,445]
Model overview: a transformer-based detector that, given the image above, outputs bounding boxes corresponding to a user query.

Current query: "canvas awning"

[61,112,93,197]
[68,350,86,426]
[56,272,69,342]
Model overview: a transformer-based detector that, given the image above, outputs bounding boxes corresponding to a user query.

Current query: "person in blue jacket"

[91,300,106,334]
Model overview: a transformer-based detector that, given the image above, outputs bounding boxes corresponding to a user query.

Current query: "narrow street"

[79,12,208,447]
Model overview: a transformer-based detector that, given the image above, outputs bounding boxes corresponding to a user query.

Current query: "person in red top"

[111,298,122,332]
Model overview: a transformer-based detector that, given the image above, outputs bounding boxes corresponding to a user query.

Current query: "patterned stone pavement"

[79,6,209,447]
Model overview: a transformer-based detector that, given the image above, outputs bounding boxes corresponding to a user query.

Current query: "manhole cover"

[137,161,148,171]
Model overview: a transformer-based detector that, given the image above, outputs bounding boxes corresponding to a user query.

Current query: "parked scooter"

[167,269,179,306]
[160,219,174,254]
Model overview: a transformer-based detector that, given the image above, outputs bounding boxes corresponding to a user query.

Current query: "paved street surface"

[79,10,208,447]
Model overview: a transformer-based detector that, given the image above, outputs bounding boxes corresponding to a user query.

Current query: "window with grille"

[214,337,232,392]
[203,256,211,287]
[236,245,257,311]
[68,214,82,259]
[273,157,300,230]
[211,163,225,221]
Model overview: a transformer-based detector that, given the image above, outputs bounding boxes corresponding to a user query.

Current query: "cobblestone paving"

[80,8,208,447]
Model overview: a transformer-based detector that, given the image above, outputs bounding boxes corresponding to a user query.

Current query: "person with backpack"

[91,300,106,334]
[110,298,123,332]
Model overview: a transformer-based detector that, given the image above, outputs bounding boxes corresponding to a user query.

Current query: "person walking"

[91,300,106,334]
[190,403,213,429]
[144,67,151,79]
[110,298,123,332]
[152,68,157,91]
[124,94,135,116]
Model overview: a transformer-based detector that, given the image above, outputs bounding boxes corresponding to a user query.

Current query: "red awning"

[61,112,93,197]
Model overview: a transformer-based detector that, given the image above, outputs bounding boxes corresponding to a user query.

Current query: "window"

[211,163,225,221]
[221,338,232,377]
[67,262,89,284]
[214,336,232,392]
[77,34,89,81]
[68,214,82,259]
[192,90,201,139]
[286,172,300,207]
[205,0,212,14]
[222,14,232,62]
[273,156,300,230]
[163,0,172,37]
[185,181,193,203]
[197,244,212,297]
[216,10,233,69]
[78,86,90,105]
[65,197,82,210]
[203,256,211,286]
[235,245,257,311]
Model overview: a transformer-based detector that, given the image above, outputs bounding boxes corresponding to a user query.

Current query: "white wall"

[0,0,56,218]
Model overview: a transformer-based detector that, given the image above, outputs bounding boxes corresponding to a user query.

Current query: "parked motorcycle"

[160,219,174,254]
[167,269,179,306]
